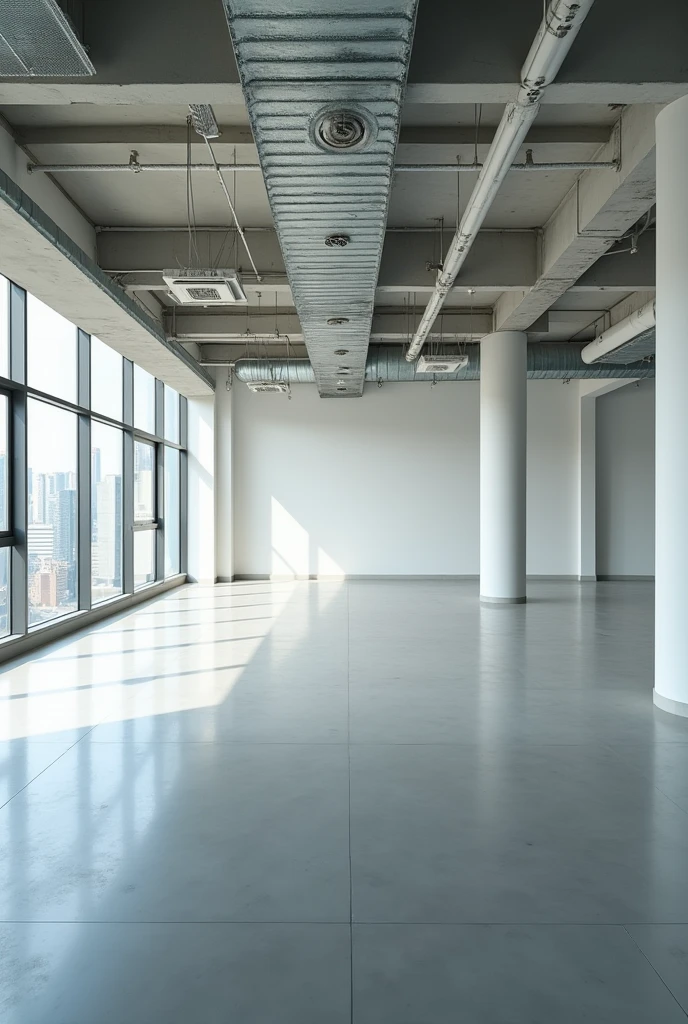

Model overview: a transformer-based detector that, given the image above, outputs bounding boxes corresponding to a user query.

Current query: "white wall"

[228,380,581,578]
[596,379,655,576]
[187,394,216,583]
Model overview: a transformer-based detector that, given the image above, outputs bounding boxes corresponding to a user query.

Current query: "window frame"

[0,279,188,646]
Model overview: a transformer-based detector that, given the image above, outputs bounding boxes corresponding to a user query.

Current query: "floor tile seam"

[622,924,688,1018]
[4,919,688,926]
[0,722,102,813]
[602,744,688,820]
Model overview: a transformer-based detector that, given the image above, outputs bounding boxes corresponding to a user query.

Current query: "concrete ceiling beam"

[166,308,494,343]
[0,124,213,395]
[17,124,611,148]
[98,227,655,298]
[494,105,656,332]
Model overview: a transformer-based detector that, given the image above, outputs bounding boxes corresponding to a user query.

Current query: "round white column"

[480,331,527,604]
[654,95,688,717]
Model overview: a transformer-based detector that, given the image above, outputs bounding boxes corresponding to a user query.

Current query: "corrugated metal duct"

[222,0,418,398]
[233,344,655,383]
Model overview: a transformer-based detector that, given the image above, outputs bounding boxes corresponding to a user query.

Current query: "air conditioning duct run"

[231,344,654,385]
[581,300,656,365]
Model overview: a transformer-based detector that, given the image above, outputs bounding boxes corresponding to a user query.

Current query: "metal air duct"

[232,344,654,384]
[221,0,418,398]
[581,299,656,365]
[0,0,95,76]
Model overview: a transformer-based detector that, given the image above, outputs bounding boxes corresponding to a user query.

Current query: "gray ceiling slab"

[222,0,418,397]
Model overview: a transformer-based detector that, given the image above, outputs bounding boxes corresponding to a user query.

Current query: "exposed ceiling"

[0,0,675,389]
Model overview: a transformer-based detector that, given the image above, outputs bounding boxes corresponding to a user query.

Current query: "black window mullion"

[154,380,164,581]
[122,360,134,594]
[9,284,27,635]
[77,413,91,611]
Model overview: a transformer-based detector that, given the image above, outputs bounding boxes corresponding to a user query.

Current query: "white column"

[186,394,216,584]
[215,370,234,582]
[480,331,527,604]
[654,95,688,717]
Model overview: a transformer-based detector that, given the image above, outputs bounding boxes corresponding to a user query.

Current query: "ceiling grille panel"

[223,0,417,397]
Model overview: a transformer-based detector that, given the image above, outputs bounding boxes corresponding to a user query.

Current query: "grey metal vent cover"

[222,0,418,397]
[0,0,95,77]
[595,327,656,365]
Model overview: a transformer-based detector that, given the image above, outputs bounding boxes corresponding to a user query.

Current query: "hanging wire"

[473,103,482,167]
[213,147,239,270]
[186,117,200,267]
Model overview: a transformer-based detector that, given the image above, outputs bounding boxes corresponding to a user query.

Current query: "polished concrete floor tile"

[0,741,80,808]
[0,742,350,922]
[350,743,688,923]
[91,679,349,743]
[0,579,686,1021]
[350,685,688,745]
[608,742,688,812]
[626,925,688,1015]
[0,923,351,1024]
[353,925,688,1023]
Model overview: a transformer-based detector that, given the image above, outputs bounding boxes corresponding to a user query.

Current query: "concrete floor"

[1,579,688,1022]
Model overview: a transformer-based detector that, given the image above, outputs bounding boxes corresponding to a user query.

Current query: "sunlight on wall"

[318,546,345,578]
[271,496,309,576]
[270,497,345,578]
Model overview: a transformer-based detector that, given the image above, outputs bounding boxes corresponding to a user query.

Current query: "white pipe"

[27,159,615,174]
[580,299,655,364]
[405,0,596,363]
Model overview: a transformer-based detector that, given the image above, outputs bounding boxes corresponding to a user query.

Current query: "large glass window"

[134,441,155,522]
[0,394,8,533]
[0,274,9,379]
[0,548,9,638]
[134,529,155,589]
[27,400,78,625]
[91,421,123,604]
[164,385,179,443]
[134,364,155,434]
[0,277,188,653]
[164,447,180,577]
[0,392,9,638]
[91,336,123,422]
[27,294,77,403]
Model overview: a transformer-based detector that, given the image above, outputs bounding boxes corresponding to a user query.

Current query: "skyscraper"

[91,447,101,542]
[95,474,122,589]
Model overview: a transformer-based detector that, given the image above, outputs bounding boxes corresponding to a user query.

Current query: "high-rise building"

[91,447,101,541]
[95,474,122,587]
[48,488,76,600]
[0,452,6,530]
[27,523,54,559]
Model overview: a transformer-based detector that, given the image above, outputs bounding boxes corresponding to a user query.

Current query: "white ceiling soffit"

[0,168,214,396]
[222,0,418,397]
[0,0,95,77]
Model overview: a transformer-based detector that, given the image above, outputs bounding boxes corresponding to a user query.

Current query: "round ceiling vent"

[325,234,350,248]
[311,105,377,154]
[334,348,349,356]
[327,317,350,326]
